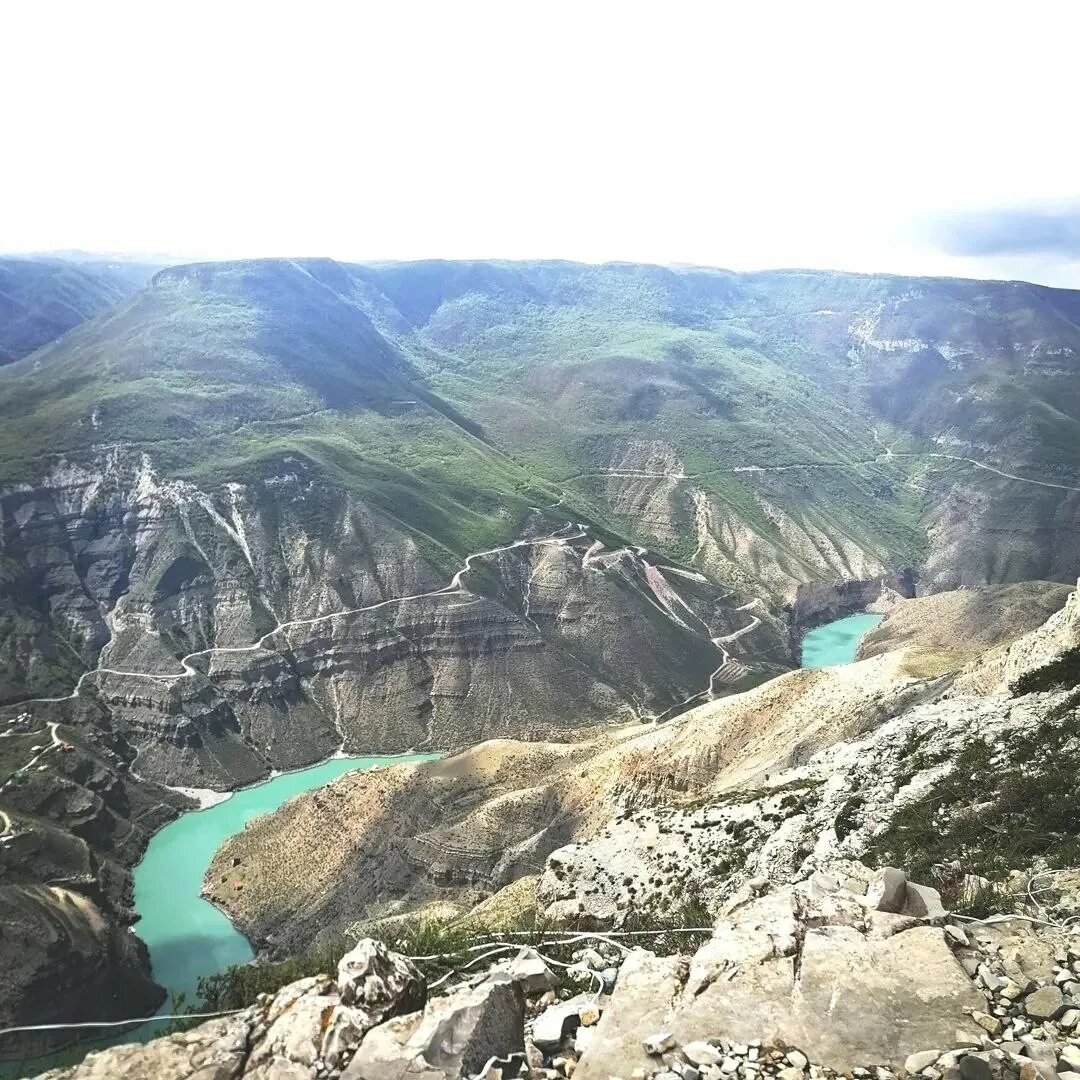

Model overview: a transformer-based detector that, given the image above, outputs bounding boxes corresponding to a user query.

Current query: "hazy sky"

[4,1,1080,286]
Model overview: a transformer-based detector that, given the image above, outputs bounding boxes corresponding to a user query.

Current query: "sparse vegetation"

[865,712,1080,915]
[195,899,717,1014]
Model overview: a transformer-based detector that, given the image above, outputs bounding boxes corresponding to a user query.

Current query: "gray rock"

[575,951,688,1080]
[1024,985,1065,1021]
[343,971,525,1080]
[1019,1037,1060,1077]
[971,1011,1001,1036]
[245,975,339,1074]
[503,947,558,995]
[683,1042,724,1067]
[957,1056,992,1080]
[29,1011,257,1079]
[337,938,426,1018]
[867,868,909,914]
[321,1005,376,1070]
[1059,1046,1080,1072]
[576,907,986,1079]
[679,925,985,1071]
[905,1050,943,1073]
[644,1032,677,1056]
[575,1027,597,1055]
[532,993,596,1051]
[903,882,947,920]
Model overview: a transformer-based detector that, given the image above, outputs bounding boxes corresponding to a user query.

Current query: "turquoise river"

[800,611,883,668]
[133,610,881,1013]
[134,753,440,1025]
[133,609,881,1010]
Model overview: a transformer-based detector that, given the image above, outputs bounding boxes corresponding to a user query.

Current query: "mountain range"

[3,256,1080,1058]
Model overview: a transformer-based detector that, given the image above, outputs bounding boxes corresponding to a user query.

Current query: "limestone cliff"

[26,879,1080,1080]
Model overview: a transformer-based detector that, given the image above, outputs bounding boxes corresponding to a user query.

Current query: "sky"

[3,1,1080,286]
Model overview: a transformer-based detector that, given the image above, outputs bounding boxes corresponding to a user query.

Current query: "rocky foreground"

[34,865,1080,1080]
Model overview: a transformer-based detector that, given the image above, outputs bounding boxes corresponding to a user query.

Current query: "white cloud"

[2,0,1079,285]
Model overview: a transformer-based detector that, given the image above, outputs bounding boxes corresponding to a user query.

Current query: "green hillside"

[3,258,1080,590]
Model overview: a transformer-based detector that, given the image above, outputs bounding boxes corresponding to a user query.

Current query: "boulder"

[904,882,947,920]
[245,975,340,1074]
[863,868,946,920]
[342,971,525,1080]
[643,1032,677,1055]
[867,868,909,914]
[337,938,426,1018]
[905,1049,943,1073]
[683,1041,724,1066]
[1025,986,1065,1021]
[678,925,985,1069]
[531,992,598,1051]
[30,1011,257,1079]
[499,947,557,995]
[958,1056,994,1080]
[576,886,986,1079]
[574,951,688,1080]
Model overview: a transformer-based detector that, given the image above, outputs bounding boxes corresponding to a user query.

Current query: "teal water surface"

[134,753,440,1014]
[800,612,883,668]
[0,753,440,1073]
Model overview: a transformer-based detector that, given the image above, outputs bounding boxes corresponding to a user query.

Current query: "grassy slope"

[0,261,564,568]
[3,258,1080,581]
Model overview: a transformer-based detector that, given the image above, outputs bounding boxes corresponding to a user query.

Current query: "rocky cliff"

[0,705,191,1053]
[0,452,772,776]
[0,448,777,1042]
[202,580,1071,958]
[26,876,1080,1080]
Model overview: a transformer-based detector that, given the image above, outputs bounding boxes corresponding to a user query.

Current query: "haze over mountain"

[0,255,163,364]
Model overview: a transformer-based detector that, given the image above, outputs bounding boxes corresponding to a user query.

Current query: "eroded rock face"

[202,574,1080,960]
[576,884,985,1078]
[0,743,188,1054]
[534,676,1076,924]
[342,971,525,1080]
[1,453,748,784]
[0,450,758,1033]
[0,884,164,1059]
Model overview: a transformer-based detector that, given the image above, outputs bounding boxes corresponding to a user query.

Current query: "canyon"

[3,258,1080,1069]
